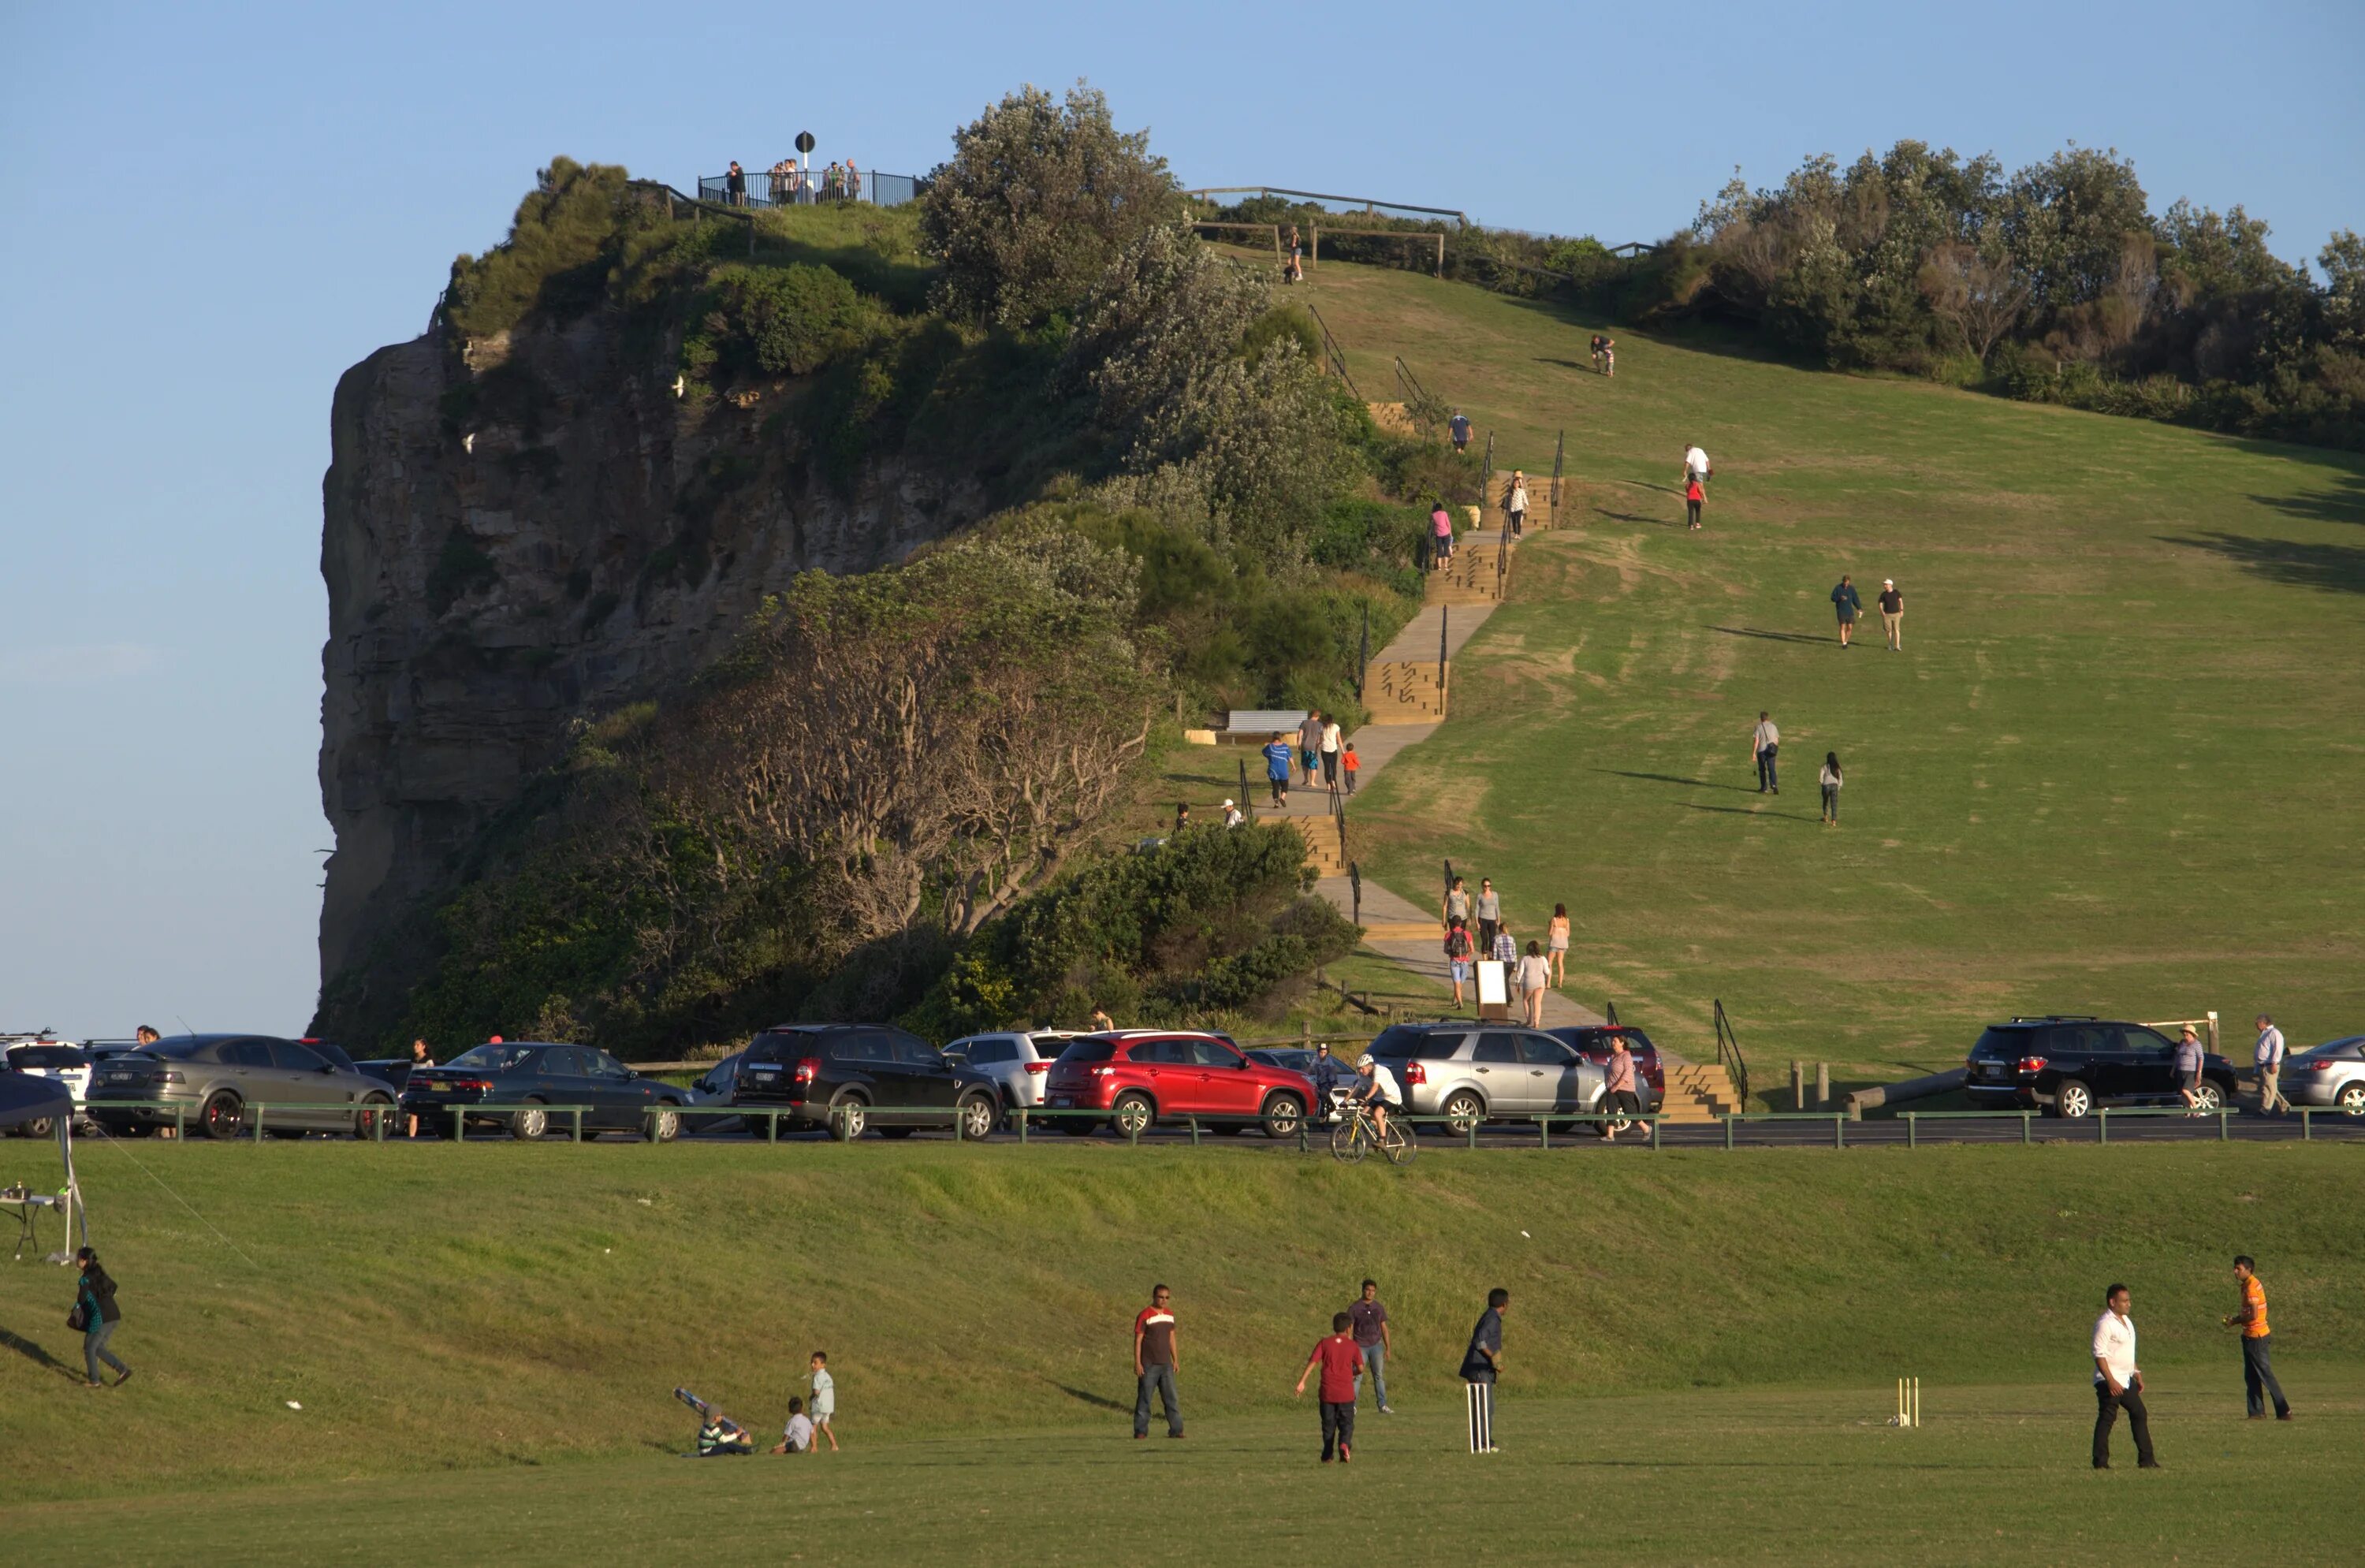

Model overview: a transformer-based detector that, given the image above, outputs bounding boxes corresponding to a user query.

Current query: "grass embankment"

[4,1142,2356,1513]
[1292,258,2365,1082]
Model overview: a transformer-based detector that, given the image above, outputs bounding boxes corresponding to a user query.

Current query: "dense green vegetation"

[6,1141,2354,1514]
[1288,254,2365,1078]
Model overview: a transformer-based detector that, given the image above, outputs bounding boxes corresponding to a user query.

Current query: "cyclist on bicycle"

[1352,1054,1402,1139]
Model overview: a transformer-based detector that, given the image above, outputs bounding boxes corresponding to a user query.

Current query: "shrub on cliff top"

[444,157,631,338]
[695,263,876,381]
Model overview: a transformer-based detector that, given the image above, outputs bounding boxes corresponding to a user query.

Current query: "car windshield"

[442,1044,538,1072]
[1056,1040,1115,1064]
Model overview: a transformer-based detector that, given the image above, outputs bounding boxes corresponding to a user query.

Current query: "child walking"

[1819,752,1842,825]
[808,1350,840,1451]
[1342,743,1360,795]
[1685,474,1705,531]
[1294,1311,1365,1463]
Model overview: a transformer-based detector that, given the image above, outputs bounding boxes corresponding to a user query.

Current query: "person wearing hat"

[1877,579,1904,650]
[1221,798,1245,829]
[2173,1025,2207,1115]
[1505,471,1529,538]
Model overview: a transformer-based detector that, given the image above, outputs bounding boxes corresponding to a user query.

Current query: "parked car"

[4,1039,91,1136]
[353,1058,417,1094]
[1362,1022,1610,1130]
[1547,1026,1666,1112]
[2285,1035,2365,1115]
[944,1030,1084,1119]
[683,1052,747,1135]
[1041,1031,1312,1139]
[400,1041,695,1141]
[88,1034,398,1140]
[1244,1047,1355,1119]
[728,1025,1001,1141]
[1964,1016,2239,1118]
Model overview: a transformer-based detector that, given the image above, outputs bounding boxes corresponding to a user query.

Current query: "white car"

[2286,1036,2365,1115]
[4,1037,92,1134]
[944,1031,1086,1117]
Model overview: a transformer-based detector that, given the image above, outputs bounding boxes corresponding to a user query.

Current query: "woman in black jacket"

[75,1246,131,1387]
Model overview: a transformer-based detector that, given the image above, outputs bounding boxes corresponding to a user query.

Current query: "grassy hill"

[1291,257,2365,1079]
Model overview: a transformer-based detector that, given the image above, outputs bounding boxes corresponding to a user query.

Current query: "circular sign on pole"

[795,131,815,155]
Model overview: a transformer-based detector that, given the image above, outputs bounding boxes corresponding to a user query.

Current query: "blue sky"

[2,0,2359,1040]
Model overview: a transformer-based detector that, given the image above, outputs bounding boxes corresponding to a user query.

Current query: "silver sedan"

[2284,1036,2365,1114]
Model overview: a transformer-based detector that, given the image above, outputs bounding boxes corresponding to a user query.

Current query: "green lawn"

[1299,258,2365,1078]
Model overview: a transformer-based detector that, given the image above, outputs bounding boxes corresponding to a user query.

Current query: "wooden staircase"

[1658,1063,1743,1123]
[1292,816,1350,877]
[1364,658,1447,722]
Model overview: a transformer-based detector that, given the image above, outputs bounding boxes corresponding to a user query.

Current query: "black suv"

[730,1024,1001,1140]
[1965,1016,2238,1118]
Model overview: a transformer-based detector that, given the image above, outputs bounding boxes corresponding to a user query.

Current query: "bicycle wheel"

[1330,1115,1369,1164]
[1380,1118,1416,1167]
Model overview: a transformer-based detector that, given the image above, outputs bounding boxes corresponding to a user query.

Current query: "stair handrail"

[1305,304,1361,400]
[1712,999,1752,1108]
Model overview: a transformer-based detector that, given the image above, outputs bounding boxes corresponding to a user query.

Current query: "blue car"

[400,1041,696,1141]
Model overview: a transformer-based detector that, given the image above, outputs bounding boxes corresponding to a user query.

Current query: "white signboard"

[1476,960,1508,1007]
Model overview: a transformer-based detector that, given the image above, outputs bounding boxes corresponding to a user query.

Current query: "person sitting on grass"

[770,1396,816,1454]
[1351,1052,1402,1141]
[697,1409,754,1457]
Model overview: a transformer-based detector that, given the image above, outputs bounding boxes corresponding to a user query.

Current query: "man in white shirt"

[1352,1053,1402,1139]
[2255,1014,2290,1114]
[2091,1283,2158,1469]
[1749,711,1781,795]
[1682,443,1711,489]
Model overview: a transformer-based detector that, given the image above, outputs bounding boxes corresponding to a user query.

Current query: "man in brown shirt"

[1133,1284,1182,1438]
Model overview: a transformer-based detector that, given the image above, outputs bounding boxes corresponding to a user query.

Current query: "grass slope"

[1294,258,2365,1078]
[4,1142,2357,1512]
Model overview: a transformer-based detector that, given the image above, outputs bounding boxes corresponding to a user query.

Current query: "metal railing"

[1305,304,1359,398]
[698,169,921,210]
[1712,1000,1752,1108]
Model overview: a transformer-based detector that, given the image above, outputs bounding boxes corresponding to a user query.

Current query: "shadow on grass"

[1711,626,1835,646]
[0,1325,77,1380]
[2159,533,2365,595]
[2244,470,2365,527]
[1592,509,1674,528]
[1049,1380,1130,1413]
[1592,769,1759,795]
[1678,803,1817,823]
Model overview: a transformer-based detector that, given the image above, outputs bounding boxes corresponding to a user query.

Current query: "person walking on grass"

[1264,732,1294,807]
[1831,574,1862,646]
[806,1351,840,1451]
[1462,1287,1508,1454]
[1134,1284,1183,1440]
[1349,1279,1394,1414]
[1451,410,1472,453]
[1294,1311,1363,1462]
[2174,1026,2207,1116]
[1750,711,1781,795]
[1431,499,1454,569]
[1819,753,1842,826]
[1600,1034,1642,1142]
[73,1246,129,1387]
[1342,742,1360,795]
[1443,917,1474,1010]
[1474,877,1503,953]
[1505,471,1529,538]
[2224,1255,2292,1421]
[2255,1015,2291,1115]
[2091,1283,2158,1469]
[1546,903,1570,986]
[1878,579,1905,650]
[1684,471,1704,531]
[1517,940,1551,1026]
[1298,711,1324,788]
[1320,715,1343,792]
[1682,441,1711,491]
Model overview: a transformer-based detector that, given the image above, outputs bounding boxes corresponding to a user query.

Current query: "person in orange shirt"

[2223,1255,2292,1420]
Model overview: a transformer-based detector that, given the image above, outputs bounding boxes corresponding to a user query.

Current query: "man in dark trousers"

[2091,1283,2158,1469]
[1750,711,1781,795]
[1462,1287,1508,1453]
[1294,1311,1364,1462]
[1830,574,1862,647]
[1450,409,1472,452]
[1349,1278,1394,1413]
[2223,1255,2292,1420]
[1133,1283,1183,1439]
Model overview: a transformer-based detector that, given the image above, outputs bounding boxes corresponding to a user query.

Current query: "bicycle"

[1330,1098,1416,1166]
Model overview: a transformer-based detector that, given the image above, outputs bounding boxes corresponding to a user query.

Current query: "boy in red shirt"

[1342,743,1360,796]
[1685,475,1705,531]
[1294,1310,1365,1462]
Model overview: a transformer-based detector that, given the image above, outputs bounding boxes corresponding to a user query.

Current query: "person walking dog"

[1878,579,1905,650]
[1831,574,1861,646]
[1462,1287,1508,1453]
[1751,711,1781,795]
[1294,1311,1364,1462]
[2254,1015,2291,1115]
[2224,1256,2292,1421]
[73,1246,130,1387]
[1349,1279,1394,1414]
[1819,752,1842,825]
[1134,1283,1183,1439]
[2091,1283,2158,1469]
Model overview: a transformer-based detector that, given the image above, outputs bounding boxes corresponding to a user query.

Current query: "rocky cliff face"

[316,313,983,1001]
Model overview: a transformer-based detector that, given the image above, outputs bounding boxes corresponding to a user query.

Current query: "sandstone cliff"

[315,311,983,1004]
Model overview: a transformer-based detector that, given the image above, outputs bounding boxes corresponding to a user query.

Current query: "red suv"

[1041,1031,1313,1139]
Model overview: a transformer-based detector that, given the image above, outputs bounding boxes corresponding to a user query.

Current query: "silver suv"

[944,1030,1085,1116]
[1364,1022,1610,1129]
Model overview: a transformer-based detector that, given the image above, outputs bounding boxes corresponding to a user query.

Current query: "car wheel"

[1442,1090,1486,1134]
[199,1091,245,1141]
[2054,1079,2094,1119]
[831,1096,868,1141]
[354,1095,393,1140]
[1112,1093,1155,1138]
[646,1104,681,1143]
[1260,1092,1305,1140]
[1058,1115,1097,1137]
[512,1103,549,1141]
[956,1094,996,1142]
[17,1115,53,1140]
[2337,1082,2365,1116]
[2191,1082,2224,1114]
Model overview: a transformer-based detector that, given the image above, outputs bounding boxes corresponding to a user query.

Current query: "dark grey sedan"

[88,1034,397,1139]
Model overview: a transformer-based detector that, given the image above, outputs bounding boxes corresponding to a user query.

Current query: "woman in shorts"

[1443,918,1474,1011]
[1546,903,1570,986]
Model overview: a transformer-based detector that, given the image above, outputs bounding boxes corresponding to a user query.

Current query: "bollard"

[1790,1060,1804,1109]
[572,1108,584,1143]
[1723,1115,1735,1150]
[767,1110,780,1144]
[1016,1108,1028,1144]
[1539,1116,1550,1150]
[1815,1062,1830,1110]
[252,1104,266,1143]
[1905,1113,1917,1149]
[1186,1116,1199,1147]
[452,1106,464,1142]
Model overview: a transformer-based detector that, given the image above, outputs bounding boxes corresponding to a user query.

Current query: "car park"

[88,1034,398,1139]
[1361,1022,1610,1130]
[1963,1016,2239,1118]
[1041,1031,1311,1138]
[728,1025,1001,1141]
[944,1030,1084,1119]
[2285,1035,2365,1115]
[400,1041,695,1140]
[1547,1026,1666,1112]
